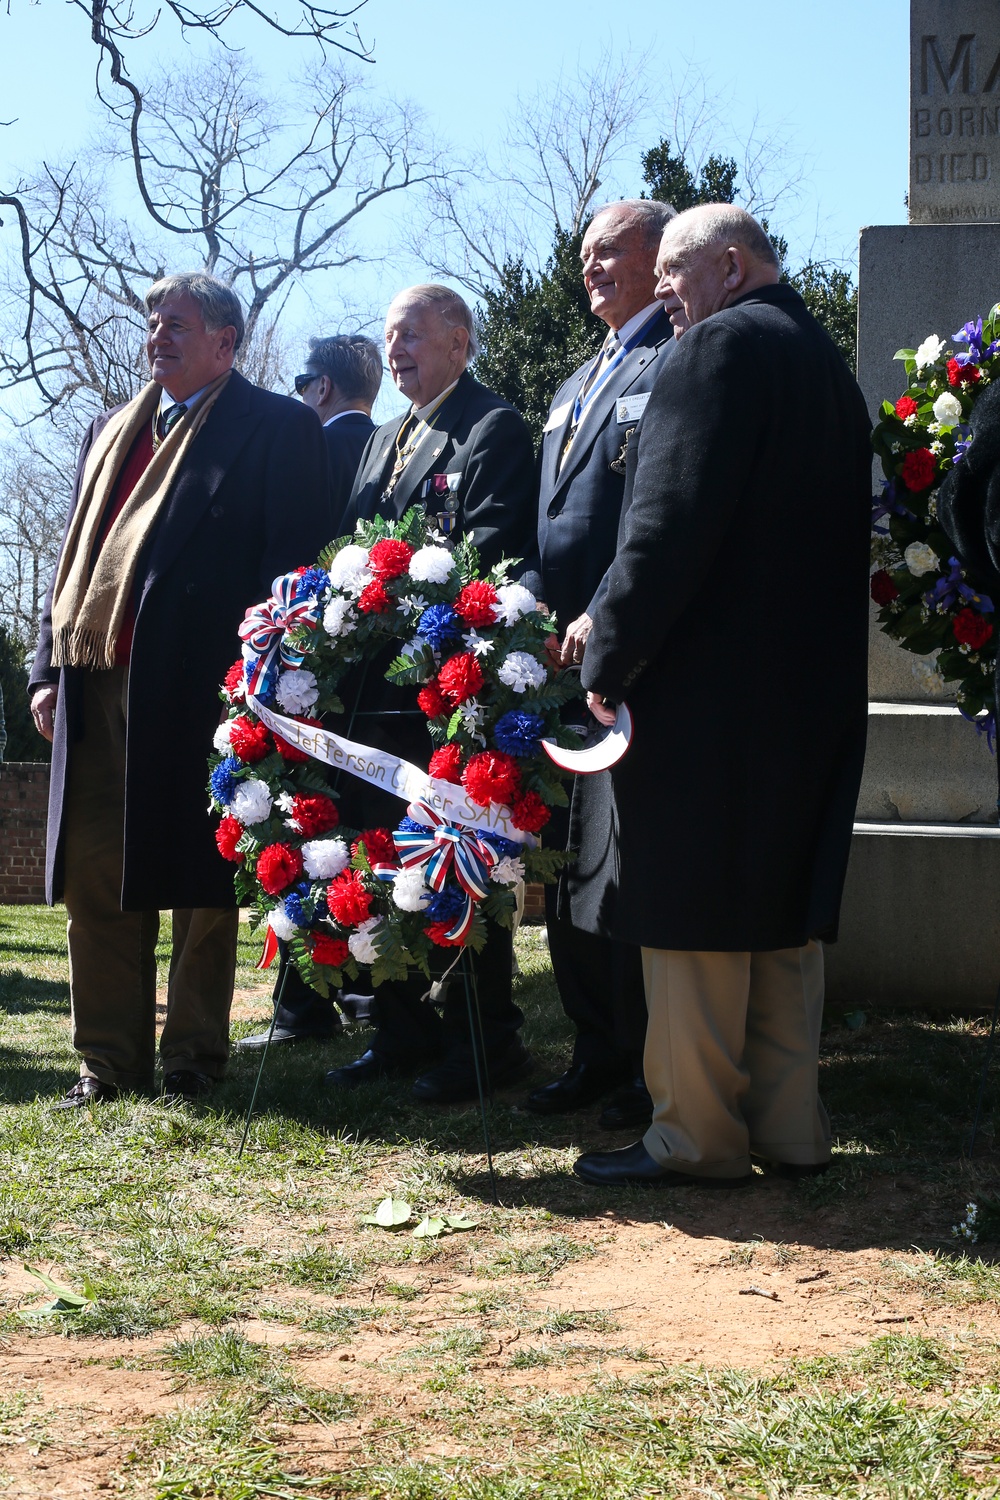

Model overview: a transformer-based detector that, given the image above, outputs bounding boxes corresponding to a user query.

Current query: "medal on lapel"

[609,427,636,475]
[422,472,461,535]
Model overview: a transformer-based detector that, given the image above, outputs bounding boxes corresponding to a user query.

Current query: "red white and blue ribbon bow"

[238,572,324,697]
[392,799,499,943]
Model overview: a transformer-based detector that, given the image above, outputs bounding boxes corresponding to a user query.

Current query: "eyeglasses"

[294,372,319,396]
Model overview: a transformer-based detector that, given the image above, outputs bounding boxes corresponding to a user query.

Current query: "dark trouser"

[63,666,238,1090]
[546,799,647,1073]
[371,924,521,1064]
[272,949,340,1034]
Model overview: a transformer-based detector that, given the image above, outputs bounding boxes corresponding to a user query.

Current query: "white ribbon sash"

[249,695,531,845]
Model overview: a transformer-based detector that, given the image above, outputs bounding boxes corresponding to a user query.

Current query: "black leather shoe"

[234,1024,339,1051]
[526,1061,623,1115]
[50,1077,120,1111]
[323,1048,404,1089]
[412,1041,531,1105]
[753,1156,831,1179]
[160,1069,215,1104]
[574,1140,753,1188]
[599,1078,653,1130]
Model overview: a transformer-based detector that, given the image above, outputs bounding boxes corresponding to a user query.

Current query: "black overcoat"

[324,410,375,534]
[31,370,334,910]
[574,283,872,951]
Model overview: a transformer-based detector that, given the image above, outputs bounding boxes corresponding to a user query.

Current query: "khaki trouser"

[641,942,830,1180]
[62,666,238,1090]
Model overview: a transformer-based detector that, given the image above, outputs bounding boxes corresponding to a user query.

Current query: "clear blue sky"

[1,0,909,416]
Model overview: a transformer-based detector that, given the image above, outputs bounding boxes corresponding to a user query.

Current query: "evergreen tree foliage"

[0,624,47,763]
[474,230,605,445]
[641,139,739,211]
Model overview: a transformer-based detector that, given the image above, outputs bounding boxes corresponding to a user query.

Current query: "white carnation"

[490,855,525,886]
[915,334,946,372]
[302,837,351,880]
[348,916,382,964]
[212,721,233,753]
[268,905,298,941]
[408,545,453,584]
[230,777,272,825]
[275,668,319,713]
[933,391,963,426]
[498,650,546,693]
[327,544,373,597]
[912,657,946,696]
[392,866,432,912]
[323,595,355,638]
[904,541,940,577]
[494,582,537,626]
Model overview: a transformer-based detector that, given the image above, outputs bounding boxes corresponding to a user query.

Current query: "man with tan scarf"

[30,272,333,1108]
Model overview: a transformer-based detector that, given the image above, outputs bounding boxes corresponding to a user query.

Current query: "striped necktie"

[157,402,187,441]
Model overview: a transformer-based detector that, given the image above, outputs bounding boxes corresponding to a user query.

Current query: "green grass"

[6,904,1000,1497]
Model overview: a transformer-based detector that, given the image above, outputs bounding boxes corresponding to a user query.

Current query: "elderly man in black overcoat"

[329,283,539,1105]
[29,272,332,1108]
[571,205,872,1187]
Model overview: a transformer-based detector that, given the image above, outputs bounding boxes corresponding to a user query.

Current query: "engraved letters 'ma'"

[910,3,1000,221]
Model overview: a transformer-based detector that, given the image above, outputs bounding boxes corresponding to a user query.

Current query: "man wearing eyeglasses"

[294,335,381,531]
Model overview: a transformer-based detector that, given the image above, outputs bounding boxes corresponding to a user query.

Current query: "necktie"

[578,332,620,404]
[157,402,187,441]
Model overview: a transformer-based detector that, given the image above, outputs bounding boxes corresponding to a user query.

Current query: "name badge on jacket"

[617,393,650,424]
[543,401,573,434]
[422,471,462,535]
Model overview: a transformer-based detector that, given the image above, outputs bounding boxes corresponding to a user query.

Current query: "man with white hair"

[331,283,538,1105]
[571,204,872,1187]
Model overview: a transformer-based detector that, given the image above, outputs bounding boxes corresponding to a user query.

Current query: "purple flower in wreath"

[925,556,994,615]
[210,756,242,806]
[953,427,973,464]
[494,709,546,758]
[953,318,1000,367]
[419,603,462,651]
[425,885,469,923]
[871,479,914,535]
[960,705,997,754]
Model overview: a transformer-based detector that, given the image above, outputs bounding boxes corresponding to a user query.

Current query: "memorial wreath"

[871,310,998,741]
[207,511,583,994]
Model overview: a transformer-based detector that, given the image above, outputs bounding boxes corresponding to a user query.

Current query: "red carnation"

[311,933,350,968]
[368,538,414,579]
[352,827,398,868]
[229,714,271,764]
[870,569,899,606]
[290,793,339,837]
[953,607,995,651]
[895,395,919,420]
[273,716,324,763]
[418,681,449,718]
[511,790,551,833]
[901,448,937,492]
[257,842,303,895]
[429,744,464,783]
[223,659,246,703]
[948,358,981,387]
[454,580,499,627]
[327,868,373,927]
[215,816,245,863]
[438,652,484,705]
[462,750,521,808]
[425,919,466,947]
[358,578,393,615]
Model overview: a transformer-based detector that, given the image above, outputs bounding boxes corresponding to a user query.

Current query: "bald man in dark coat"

[571,205,872,1188]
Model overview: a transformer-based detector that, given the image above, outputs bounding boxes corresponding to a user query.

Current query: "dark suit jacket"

[324,410,375,534]
[341,370,537,576]
[537,307,674,633]
[31,370,334,909]
[575,283,872,951]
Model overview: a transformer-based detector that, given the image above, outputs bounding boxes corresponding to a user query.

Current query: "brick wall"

[522,883,545,923]
[0,763,49,903]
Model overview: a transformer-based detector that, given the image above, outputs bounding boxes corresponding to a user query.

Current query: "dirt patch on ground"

[3,1176,995,1494]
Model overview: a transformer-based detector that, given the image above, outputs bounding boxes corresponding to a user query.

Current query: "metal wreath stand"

[237,667,501,1206]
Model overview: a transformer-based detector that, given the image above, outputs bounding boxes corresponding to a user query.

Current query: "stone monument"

[825,0,1000,1007]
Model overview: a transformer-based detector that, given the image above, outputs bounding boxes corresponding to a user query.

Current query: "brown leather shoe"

[160,1069,215,1104]
[50,1077,121,1111]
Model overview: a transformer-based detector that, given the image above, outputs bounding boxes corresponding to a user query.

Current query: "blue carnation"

[297,566,329,597]
[481,831,520,861]
[284,884,318,929]
[494,709,545,758]
[425,885,468,923]
[210,756,242,806]
[398,816,433,835]
[418,603,462,651]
